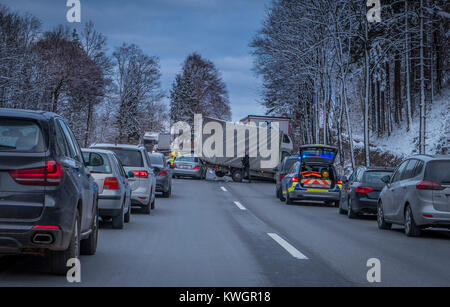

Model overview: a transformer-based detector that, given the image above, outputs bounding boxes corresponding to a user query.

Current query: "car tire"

[338,200,346,214]
[151,195,155,210]
[50,209,80,276]
[124,204,131,223]
[285,190,293,205]
[80,199,99,255]
[347,198,357,219]
[377,201,392,230]
[162,186,171,198]
[405,205,421,237]
[112,206,125,229]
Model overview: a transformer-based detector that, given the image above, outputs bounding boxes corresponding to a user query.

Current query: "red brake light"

[292,176,299,182]
[104,177,120,190]
[355,187,374,194]
[159,169,168,176]
[132,170,148,178]
[416,181,444,190]
[280,174,286,181]
[33,225,60,230]
[193,165,200,170]
[337,179,343,185]
[9,161,64,186]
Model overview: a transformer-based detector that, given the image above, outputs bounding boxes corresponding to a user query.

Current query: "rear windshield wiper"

[0,144,16,149]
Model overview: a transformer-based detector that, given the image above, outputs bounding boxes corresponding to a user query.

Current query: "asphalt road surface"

[1,172,450,286]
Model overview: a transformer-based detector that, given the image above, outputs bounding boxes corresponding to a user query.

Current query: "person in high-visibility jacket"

[170,150,181,166]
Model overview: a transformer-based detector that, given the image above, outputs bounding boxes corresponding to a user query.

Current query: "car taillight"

[280,174,286,181]
[355,187,374,194]
[104,177,120,190]
[132,170,148,178]
[337,179,343,184]
[416,181,444,190]
[9,161,64,186]
[193,165,200,170]
[292,176,299,182]
[159,169,168,176]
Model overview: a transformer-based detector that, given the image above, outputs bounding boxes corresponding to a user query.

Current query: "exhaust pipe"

[32,233,53,244]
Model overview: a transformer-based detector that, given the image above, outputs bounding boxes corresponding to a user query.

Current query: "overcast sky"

[2,0,271,121]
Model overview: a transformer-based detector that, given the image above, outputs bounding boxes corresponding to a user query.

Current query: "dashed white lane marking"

[233,201,247,210]
[267,233,309,260]
[221,186,228,192]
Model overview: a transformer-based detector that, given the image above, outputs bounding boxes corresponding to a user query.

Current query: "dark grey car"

[378,155,450,237]
[148,153,172,197]
[172,155,207,180]
[0,109,99,275]
[276,155,299,201]
[339,167,394,218]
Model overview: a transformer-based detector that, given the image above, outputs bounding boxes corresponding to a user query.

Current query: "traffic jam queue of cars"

[0,109,175,275]
[278,145,450,237]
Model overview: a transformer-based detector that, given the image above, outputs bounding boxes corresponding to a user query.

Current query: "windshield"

[362,171,393,184]
[424,161,450,185]
[0,119,46,153]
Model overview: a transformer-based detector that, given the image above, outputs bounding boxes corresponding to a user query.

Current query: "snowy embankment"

[354,87,450,160]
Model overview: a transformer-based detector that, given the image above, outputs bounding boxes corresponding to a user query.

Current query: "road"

[1,173,450,286]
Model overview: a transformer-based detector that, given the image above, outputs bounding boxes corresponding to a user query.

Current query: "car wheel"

[81,199,99,255]
[151,195,155,210]
[112,205,125,229]
[285,190,293,205]
[347,198,357,219]
[338,201,346,214]
[231,170,243,182]
[163,185,171,198]
[124,204,131,223]
[405,205,421,237]
[50,209,80,275]
[377,201,392,230]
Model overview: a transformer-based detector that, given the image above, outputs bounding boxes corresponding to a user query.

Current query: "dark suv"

[0,109,99,274]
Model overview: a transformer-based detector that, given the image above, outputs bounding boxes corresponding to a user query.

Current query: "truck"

[142,132,171,155]
[198,116,294,182]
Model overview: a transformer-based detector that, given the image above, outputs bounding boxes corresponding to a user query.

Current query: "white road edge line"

[221,186,228,192]
[233,201,247,210]
[267,233,309,260]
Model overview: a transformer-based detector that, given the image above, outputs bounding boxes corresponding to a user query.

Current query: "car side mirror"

[381,175,391,184]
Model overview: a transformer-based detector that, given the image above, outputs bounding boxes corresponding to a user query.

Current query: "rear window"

[149,154,164,166]
[176,156,198,163]
[83,152,112,174]
[362,171,393,184]
[99,148,143,167]
[283,158,297,172]
[424,161,450,185]
[0,119,46,152]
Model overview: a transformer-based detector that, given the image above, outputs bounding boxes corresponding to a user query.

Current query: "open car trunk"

[300,164,336,189]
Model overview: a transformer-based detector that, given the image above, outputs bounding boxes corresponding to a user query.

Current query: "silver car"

[90,144,156,214]
[378,155,450,236]
[172,155,207,179]
[82,149,132,229]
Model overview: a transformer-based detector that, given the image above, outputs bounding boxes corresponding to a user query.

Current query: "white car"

[82,149,132,229]
[90,144,156,214]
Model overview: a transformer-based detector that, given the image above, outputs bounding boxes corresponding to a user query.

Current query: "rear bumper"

[353,198,378,214]
[289,188,340,202]
[173,169,201,177]
[0,224,65,255]
[156,176,170,192]
[415,206,450,227]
